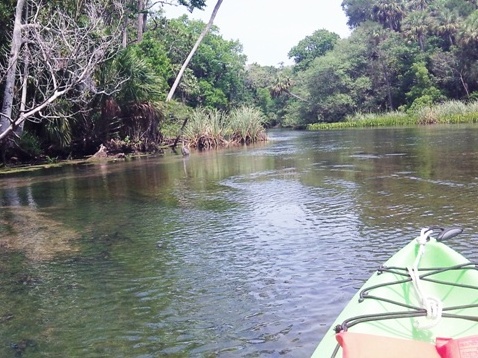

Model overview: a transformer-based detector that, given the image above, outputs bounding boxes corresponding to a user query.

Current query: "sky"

[163,0,351,67]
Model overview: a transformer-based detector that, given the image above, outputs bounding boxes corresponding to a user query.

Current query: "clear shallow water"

[1,126,478,357]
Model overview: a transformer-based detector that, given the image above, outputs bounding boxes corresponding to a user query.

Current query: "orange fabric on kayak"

[336,331,440,358]
[436,336,478,358]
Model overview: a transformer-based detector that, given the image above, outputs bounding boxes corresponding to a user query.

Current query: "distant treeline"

[1,0,477,165]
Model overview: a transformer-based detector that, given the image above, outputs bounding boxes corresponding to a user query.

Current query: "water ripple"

[3,128,478,357]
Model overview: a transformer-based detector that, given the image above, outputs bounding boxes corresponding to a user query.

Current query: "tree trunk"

[172,117,189,151]
[17,3,30,137]
[122,15,128,48]
[1,0,26,140]
[380,58,394,110]
[419,33,425,52]
[137,0,145,42]
[17,42,29,136]
[166,0,224,102]
[459,70,470,97]
[285,90,308,102]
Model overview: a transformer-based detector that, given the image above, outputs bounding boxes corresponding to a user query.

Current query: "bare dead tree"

[0,0,127,144]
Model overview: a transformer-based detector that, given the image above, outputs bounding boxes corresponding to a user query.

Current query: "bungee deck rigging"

[331,262,478,357]
[311,226,478,358]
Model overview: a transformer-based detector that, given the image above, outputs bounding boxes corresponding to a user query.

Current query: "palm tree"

[270,76,291,97]
[407,0,432,11]
[458,10,478,46]
[433,9,459,47]
[270,75,308,102]
[368,26,396,110]
[403,10,431,51]
[92,48,164,152]
[373,0,405,31]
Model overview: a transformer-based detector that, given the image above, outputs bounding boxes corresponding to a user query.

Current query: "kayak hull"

[311,237,478,357]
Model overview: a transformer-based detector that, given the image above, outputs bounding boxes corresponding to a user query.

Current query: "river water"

[1,126,478,357]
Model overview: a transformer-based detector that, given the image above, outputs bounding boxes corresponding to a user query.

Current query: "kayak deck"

[311,229,478,357]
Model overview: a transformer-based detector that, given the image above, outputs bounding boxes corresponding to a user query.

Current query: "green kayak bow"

[311,227,478,358]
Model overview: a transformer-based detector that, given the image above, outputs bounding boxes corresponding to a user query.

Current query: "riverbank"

[308,100,478,130]
[1,106,268,173]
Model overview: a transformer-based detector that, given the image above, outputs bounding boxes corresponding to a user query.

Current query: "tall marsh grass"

[308,100,478,130]
[182,106,267,149]
[227,106,267,144]
[182,108,227,148]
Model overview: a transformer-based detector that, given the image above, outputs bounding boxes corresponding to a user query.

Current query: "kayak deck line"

[330,263,478,357]
[360,262,478,313]
[311,226,478,358]
[335,264,478,329]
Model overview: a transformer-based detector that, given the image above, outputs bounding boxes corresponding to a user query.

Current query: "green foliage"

[161,101,192,138]
[197,80,228,108]
[286,35,371,125]
[308,111,415,130]
[134,32,172,91]
[402,10,432,51]
[469,91,478,101]
[255,88,275,118]
[22,98,75,155]
[43,118,73,149]
[244,64,284,121]
[372,0,406,31]
[89,47,166,149]
[182,107,230,149]
[182,106,267,147]
[270,74,292,98]
[459,10,478,45]
[182,107,219,144]
[177,0,207,11]
[17,133,42,159]
[405,61,444,112]
[227,106,267,143]
[308,100,478,129]
[342,0,376,28]
[114,47,165,103]
[407,95,436,114]
[0,0,15,51]
[445,0,477,17]
[286,0,478,128]
[288,29,340,71]
[153,15,248,109]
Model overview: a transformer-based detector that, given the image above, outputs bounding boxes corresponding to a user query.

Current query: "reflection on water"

[1,126,478,356]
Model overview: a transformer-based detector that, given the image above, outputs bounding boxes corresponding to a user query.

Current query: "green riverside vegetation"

[181,106,267,149]
[2,0,478,166]
[307,101,478,130]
